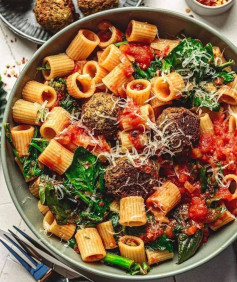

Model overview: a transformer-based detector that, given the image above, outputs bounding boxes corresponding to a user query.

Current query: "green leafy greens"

[161,38,235,111]
[49,78,81,114]
[145,235,174,253]
[4,124,48,180]
[132,57,162,80]
[178,229,203,264]
[65,147,110,226]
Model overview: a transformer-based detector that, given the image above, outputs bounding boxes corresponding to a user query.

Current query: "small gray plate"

[0,0,143,45]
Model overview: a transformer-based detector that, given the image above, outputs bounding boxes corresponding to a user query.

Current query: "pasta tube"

[119,196,147,226]
[199,113,214,134]
[140,104,155,129]
[224,174,237,199]
[43,211,76,241]
[118,130,148,152]
[213,46,232,72]
[151,73,185,102]
[229,116,237,133]
[146,181,181,220]
[118,235,146,264]
[126,79,151,105]
[11,125,34,157]
[83,61,108,85]
[38,201,49,215]
[29,177,40,198]
[102,63,133,98]
[66,72,95,99]
[13,99,41,125]
[110,200,120,213]
[66,29,100,60]
[40,107,70,140]
[99,44,122,72]
[97,221,117,249]
[98,25,122,49]
[218,86,237,105]
[75,228,106,262]
[126,20,157,43]
[146,249,174,265]
[22,81,57,108]
[38,139,73,175]
[42,53,74,80]
[209,208,235,231]
[151,38,180,54]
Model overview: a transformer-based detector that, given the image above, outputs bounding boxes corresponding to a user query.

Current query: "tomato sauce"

[97,30,112,42]
[119,102,146,130]
[128,130,145,150]
[198,114,237,174]
[57,122,110,154]
[131,83,145,91]
[120,43,154,70]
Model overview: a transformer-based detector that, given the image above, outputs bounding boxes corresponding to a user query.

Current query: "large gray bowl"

[1,7,237,282]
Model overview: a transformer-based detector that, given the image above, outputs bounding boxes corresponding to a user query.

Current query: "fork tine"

[8,230,43,262]
[4,234,38,267]
[0,239,32,273]
[13,225,53,256]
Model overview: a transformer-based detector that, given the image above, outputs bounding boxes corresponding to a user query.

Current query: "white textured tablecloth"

[0,0,237,281]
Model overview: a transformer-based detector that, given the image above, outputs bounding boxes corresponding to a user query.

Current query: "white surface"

[0,0,237,281]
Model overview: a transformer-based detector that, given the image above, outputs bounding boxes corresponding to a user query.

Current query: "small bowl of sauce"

[186,0,235,16]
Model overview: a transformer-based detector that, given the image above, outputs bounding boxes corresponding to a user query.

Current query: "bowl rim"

[1,6,237,280]
[189,0,234,9]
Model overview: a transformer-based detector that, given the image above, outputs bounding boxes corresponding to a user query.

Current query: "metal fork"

[0,226,89,281]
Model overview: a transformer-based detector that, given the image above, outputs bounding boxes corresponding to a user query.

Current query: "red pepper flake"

[14,74,18,78]
[10,40,14,43]
[22,57,26,64]
[189,15,194,18]
[4,83,7,87]
[7,74,11,78]
[99,202,104,207]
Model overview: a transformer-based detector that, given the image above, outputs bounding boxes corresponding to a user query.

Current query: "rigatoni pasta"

[102,63,133,97]
[151,38,180,54]
[43,211,76,241]
[97,221,117,249]
[22,81,57,108]
[66,29,100,60]
[38,139,73,175]
[118,235,146,264]
[126,79,151,105]
[146,249,174,265]
[42,53,74,80]
[38,201,49,215]
[83,61,108,85]
[199,113,214,134]
[75,228,106,262]
[66,72,95,99]
[151,72,185,102]
[120,196,147,226]
[13,99,41,125]
[98,44,122,71]
[146,182,181,220]
[40,107,70,140]
[11,125,34,157]
[126,20,157,43]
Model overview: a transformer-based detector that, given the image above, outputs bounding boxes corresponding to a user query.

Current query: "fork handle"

[38,269,69,282]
